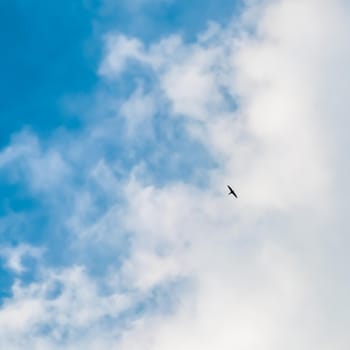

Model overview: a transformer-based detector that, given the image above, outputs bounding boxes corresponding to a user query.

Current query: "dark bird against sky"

[227,185,238,198]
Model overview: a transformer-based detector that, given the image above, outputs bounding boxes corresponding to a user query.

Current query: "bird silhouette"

[227,185,238,198]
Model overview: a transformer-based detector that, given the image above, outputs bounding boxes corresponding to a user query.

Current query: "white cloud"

[97,0,350,348]
[0,131,71,194]
[120,86,156,137]
[0,244,43,274]
[1,0,350,348]
[99,34,146,77]
[0,266,132,349]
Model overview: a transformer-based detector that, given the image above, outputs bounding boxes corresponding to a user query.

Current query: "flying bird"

[227,185,238,198]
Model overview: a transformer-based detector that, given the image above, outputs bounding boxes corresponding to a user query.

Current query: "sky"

[1,0,350,348]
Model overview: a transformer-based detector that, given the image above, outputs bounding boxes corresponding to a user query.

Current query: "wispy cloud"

[0,244,43,274]
[1,0,350,348]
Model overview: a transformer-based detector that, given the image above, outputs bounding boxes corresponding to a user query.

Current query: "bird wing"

[227,185,238,198]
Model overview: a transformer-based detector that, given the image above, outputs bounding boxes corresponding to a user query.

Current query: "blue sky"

[0,0,239,226]
[1,0,350,348]
[0,0,241,311]
[0,0,240,144]
[0,1,95,144]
